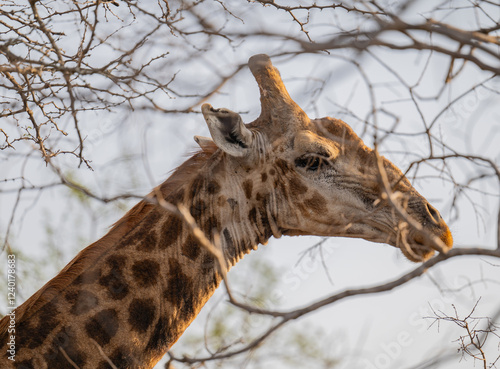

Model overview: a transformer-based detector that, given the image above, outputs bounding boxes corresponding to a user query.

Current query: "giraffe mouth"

[402,226,453,262]
[361,217,452,262]
[402,240,435,262]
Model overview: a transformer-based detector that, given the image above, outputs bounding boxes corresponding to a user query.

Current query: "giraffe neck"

[0,148,273,369]
[138,169,266,362]
[100,150,270,365]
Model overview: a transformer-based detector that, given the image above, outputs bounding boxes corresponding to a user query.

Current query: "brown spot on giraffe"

[74,267,101,285]
[16,359,35,369]
[145,317,171,354]
[248,207,257,225]
[85,309,119,347]
[223,228,234,249]
[303,192,328,214]
[131,259,160,287]
[44,326,86,368]
[128,298,157,333]
[242,179,253,199]
[258,197,273,240]
[105,254,128,270]
[159,181,186,204]
[99,255,130,300]
[163,259,194,310]
[207,180,221,194]
[16,299,61,350]
[190,199,207,218]
[200,250,216,272]
[201,215,220,238]
[181,234,201,261]
[97,346,137,369]
[136,229,158,252]
[227,198,238,209]
[118,209,162,249]
[65,290,99,316]
[189,174,205,199]
[159,215,183,249]
[275,158,289,173]
[289,176,308,196]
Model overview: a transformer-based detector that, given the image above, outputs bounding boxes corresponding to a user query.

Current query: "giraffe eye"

[308,157,321,171]
[295,155,328,171]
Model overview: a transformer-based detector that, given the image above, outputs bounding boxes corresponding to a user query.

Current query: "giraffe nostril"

[426,203,441,224]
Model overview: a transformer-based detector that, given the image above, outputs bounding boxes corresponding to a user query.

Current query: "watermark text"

[6,254,16,361]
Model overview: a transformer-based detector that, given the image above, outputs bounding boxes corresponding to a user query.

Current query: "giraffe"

[0,54,452,369]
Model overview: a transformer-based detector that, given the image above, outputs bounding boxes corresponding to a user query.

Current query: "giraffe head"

[200,54,452,262]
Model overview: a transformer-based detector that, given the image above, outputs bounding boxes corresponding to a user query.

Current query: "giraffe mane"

[0,142,219,332]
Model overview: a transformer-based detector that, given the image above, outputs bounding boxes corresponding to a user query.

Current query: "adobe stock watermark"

[245,239,338,330]
[249,238,338,310]
[274,238,337,302]
[57,118,120,167]
[5,254,17,362]
[360,275,475,369]
[440,79,499,126]
[284,241,336,289]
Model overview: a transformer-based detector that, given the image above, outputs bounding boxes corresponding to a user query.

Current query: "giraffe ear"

[194,135,215,150]
[201,104,253,157]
